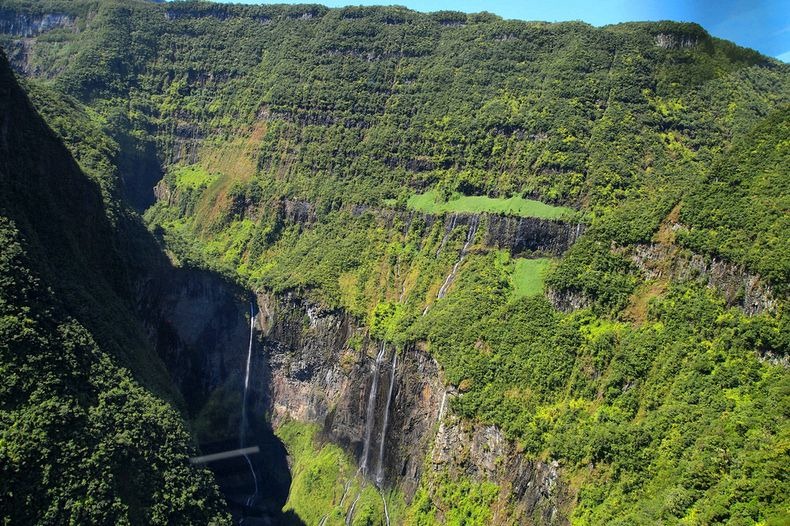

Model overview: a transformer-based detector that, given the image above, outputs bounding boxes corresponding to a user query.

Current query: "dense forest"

[0,0,787,524]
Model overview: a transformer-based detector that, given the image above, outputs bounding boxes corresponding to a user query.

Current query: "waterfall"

[381,492,391,526]
[240,302,259,506]
[339,476,354,507]
[436,215,479,300]
[345,492,362,526]
[423,216,480,316]
[436,213,458,256]
[360,342,386,476]
[438,390,448,422]
[375,351,397,487]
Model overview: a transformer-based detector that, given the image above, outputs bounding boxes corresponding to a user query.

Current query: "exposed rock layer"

[431,416,571,525]
[136,266,572,522]
[630,243,777,316]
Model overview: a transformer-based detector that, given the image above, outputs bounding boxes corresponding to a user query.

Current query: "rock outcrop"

[484,215,584,256]
[654,33,699,49]
[257,291,443,498]
[431,416,571,525]
[0,11,75,37]
[630,243,777,316]
[546,287,591,313]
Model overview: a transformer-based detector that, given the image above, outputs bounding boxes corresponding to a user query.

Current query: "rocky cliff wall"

[0,11,75,37]
[431,415,571,525]
[256,291,443,498]
[137,268,264,419]
[630,243,777,316]
[257,290,572,519]
[135,266,572,522]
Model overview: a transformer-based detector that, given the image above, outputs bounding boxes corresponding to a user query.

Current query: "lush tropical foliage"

[1,0,788,524]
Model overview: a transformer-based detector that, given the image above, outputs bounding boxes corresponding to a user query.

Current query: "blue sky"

[218,0,790,61]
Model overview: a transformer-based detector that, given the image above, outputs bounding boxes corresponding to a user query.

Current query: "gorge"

[0,1,788,525]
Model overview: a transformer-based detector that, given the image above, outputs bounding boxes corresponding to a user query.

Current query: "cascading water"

[360,342,386,476]
[380,493,391,526]
[435,213,458,257]
[438,390,448,422]
[436,215,479,300]
[375,351,398,487]
[345,492,362,526]
[240,302,259,507]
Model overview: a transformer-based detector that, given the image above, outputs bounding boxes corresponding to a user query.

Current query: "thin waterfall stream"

[437,216,479,299]
[438,390,448,423]
[424,216,480,316]
[375,350,397,487]
[360,342,386,476]
[345,492,362,526]
[240,302,259,507]
[436,213,458,257]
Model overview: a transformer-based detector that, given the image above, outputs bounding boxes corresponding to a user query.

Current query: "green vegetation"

[678,107,790,292]
[511,257,553,298]
[173,165,217,190]
[408,474,499,526]
[4,0,787,215]
[2,1,789,524]
[413,266,789,524]
[407,190,574,219]
[277,421,402,525]
[0,54,230,524]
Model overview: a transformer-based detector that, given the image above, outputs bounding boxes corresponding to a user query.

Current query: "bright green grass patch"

[172,165,217,189]
[277,420,401,525]
[406,190,574,219]
[511,258,552,298]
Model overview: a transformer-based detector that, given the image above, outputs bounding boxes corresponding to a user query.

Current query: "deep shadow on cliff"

[0,48,299,524]
[136,259,305,523]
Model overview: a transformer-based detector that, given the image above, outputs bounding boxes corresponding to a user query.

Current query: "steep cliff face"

[257,291,443,498]
[629,243,777,315]
[255,290,574,519]
[0,10,75,37]
[483,215,584,256]
[430,416,571,525]
[0,10,77,74]
[137,268,292,523]
[136,268,571,522]
[138,268,262,417]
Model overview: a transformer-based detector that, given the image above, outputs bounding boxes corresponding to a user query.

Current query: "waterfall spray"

[375,351,397,487]
[240,302,259,506]
[361,343,386,476]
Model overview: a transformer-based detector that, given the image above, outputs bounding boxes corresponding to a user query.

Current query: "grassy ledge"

[511,257,553,299]
[406,190,575,219]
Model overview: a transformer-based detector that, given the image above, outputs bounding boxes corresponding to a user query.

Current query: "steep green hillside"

[679,108,790,292]
[1,1,788,524]
[0,51,231,524]
[2,0,787,212]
